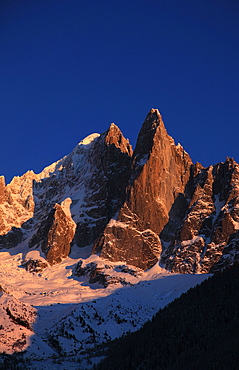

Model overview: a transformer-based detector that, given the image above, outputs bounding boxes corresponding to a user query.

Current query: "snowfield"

[0,243,209,369]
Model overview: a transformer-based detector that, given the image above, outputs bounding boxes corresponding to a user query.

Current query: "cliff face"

[93,109,192,270]
[0,172,36,236]
[28,200,76,265]
[161,158,239,273]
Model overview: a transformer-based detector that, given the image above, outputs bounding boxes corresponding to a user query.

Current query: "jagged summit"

[104,122,133,156]
[77,132,100,146]
[1,109,239,275]
[144,107,161,119]
[133,108,163,160]
[93,109,192,269]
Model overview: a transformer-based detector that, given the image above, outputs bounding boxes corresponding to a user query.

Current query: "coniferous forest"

[96,264,239,370]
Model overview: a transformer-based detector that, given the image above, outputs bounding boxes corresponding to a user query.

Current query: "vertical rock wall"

[93,109,192,270]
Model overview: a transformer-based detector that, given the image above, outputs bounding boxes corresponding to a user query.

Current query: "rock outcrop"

[161,158,239,273]
[74,260,142,287]
[29,199,76,265]
[0,171,36,236]
[22,258,48,273]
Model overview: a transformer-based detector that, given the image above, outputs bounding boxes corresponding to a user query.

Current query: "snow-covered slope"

[0,288,36,355]
[0,244,209,369]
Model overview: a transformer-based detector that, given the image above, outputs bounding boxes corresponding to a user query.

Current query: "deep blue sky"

[1,0,239,184]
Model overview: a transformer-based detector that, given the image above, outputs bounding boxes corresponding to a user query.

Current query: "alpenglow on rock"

[1,109,239,274]
[28,199,76,265]
[161,157,239,273]
[93,109,192,269]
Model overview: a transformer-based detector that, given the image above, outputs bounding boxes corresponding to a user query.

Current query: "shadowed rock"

[73,123,133,247]
[161,158,239,273]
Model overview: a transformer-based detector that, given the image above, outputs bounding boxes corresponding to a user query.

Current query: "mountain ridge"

[1,108,239,273]
[1,108,239,368]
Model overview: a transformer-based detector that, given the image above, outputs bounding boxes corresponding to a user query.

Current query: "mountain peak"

[104,122,133,156]
[145,108,162,127]
[132,108,165,164]
[1,109,239,274]
[78,133,100,147]
[148,107,161,117]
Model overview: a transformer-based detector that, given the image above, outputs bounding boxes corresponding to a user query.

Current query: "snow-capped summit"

[1,109,239,368]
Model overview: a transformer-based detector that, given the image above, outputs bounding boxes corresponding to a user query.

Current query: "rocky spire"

[93,109,192,269]
[29,200,76,265]
[104,123,133,156]
[133,108,163,161]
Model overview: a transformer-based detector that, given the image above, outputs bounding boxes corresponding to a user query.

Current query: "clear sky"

[1,0,239,184]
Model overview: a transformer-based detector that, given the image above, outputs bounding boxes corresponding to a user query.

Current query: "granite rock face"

[161,158,239,273]
[0,172,36,236]
[28,200,76,265]
[93,109,192,269]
